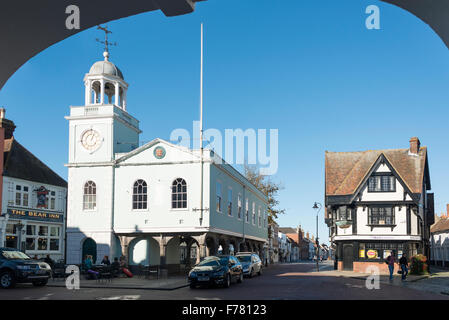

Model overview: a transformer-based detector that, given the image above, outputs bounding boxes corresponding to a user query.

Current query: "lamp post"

[312,202,322,272]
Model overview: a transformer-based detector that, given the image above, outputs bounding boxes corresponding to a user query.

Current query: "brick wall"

[338,261,394,274]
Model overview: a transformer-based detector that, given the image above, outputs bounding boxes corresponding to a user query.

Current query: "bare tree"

[244,165,285,225]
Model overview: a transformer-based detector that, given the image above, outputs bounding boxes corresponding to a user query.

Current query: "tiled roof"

[3,138,67,188]
[325,147,427,196]
[279,227,296,234]
[431,218,449,233]
[286,234,299,243]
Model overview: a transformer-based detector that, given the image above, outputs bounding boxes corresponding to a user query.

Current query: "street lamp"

[312,202,322,272]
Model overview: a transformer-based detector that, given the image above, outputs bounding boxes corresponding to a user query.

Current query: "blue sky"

[1,0,449,244]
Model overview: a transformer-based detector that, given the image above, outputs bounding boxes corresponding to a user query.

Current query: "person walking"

[386,251,397,281]
[399,254,409,281]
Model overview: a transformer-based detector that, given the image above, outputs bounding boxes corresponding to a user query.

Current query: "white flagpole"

[199,23,204,226]
[200,22,204,150]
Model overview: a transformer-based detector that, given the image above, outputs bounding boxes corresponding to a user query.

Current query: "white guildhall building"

[65,50,268,272]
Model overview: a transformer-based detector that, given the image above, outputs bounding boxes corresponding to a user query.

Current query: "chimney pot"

[409,137,420,155]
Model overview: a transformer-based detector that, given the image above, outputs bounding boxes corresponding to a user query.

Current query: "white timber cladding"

[334,163,420,237]
[431,231,449,262]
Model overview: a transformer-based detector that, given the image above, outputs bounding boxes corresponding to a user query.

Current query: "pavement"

[312,263,449,296]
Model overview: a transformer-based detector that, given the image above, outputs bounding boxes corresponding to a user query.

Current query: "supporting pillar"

[114,82,119,106]
[185,239,193,269]
[100,79,105,104]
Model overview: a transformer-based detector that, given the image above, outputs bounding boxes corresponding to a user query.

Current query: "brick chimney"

[409,137,420,155]
[306,232,309,239]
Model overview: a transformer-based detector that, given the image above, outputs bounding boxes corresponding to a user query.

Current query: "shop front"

[336,240,423,273]
[3,207,65,261]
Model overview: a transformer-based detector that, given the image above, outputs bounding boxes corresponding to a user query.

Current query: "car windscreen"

[197,259,220,267]
[236,256,251,263]
[1,250,31,260]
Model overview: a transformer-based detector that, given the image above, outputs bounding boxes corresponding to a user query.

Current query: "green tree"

[244,165,285,225]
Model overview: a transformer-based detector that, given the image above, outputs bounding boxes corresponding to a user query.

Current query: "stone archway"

[128,236,160,266]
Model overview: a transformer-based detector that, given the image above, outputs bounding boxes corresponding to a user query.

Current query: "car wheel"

[32,279,48,287]
[0,271,16,289]
[237,273,243,283]
[224,274,231,288]
[258,267,263,276]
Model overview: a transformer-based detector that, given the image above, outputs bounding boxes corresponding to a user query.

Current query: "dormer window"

[368,174,395,192]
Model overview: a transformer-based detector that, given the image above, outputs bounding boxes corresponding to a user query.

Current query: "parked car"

[188,255,243,288]
[236,252,263,278]
[0,248,52,289]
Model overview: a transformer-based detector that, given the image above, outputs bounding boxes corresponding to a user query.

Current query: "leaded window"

[133,179,148,210]
[368,175,395,192]
[172,178,187,209]
[368,207,395,225]
[83,181,96,210]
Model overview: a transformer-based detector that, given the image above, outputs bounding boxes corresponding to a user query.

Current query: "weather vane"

[96,25,117,60]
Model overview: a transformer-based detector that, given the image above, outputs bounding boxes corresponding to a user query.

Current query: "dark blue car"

[188,255,243,288]
[0,248,52,289]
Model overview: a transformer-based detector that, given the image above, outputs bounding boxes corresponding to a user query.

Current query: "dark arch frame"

[2,1,449,91]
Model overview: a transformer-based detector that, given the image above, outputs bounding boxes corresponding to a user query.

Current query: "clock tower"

[65,31,141,264]
[65,49,141,164]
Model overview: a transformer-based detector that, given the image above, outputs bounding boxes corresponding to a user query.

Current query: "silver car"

[236,252,263,278]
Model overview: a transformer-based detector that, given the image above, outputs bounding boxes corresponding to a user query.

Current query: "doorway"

[82,238,97,264]
[343,244,353,271]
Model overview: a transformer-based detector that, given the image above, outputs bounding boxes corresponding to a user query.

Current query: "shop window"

[26,224,60,253]
[26,238,36,251]
[26,225,35,236]
[133,179,148,210]
[50,239,59,251]
[172,178,187,209]
[39,226,48,236]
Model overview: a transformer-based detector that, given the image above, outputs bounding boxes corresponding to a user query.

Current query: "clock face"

[81,129,101,151]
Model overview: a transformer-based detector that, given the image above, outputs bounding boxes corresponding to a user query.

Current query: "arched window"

[83,181,96,210]
[133,179,148,210]
[172,178,187,209]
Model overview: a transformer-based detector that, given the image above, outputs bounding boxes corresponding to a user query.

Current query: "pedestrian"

[111,257,121,277]
[385,251,397,281]
[44,254,55,268]
[101,255,111,265]
[84,255,98,280]
[399,253,409,281]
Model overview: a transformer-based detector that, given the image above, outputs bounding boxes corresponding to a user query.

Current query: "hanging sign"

[34,186,49,208]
